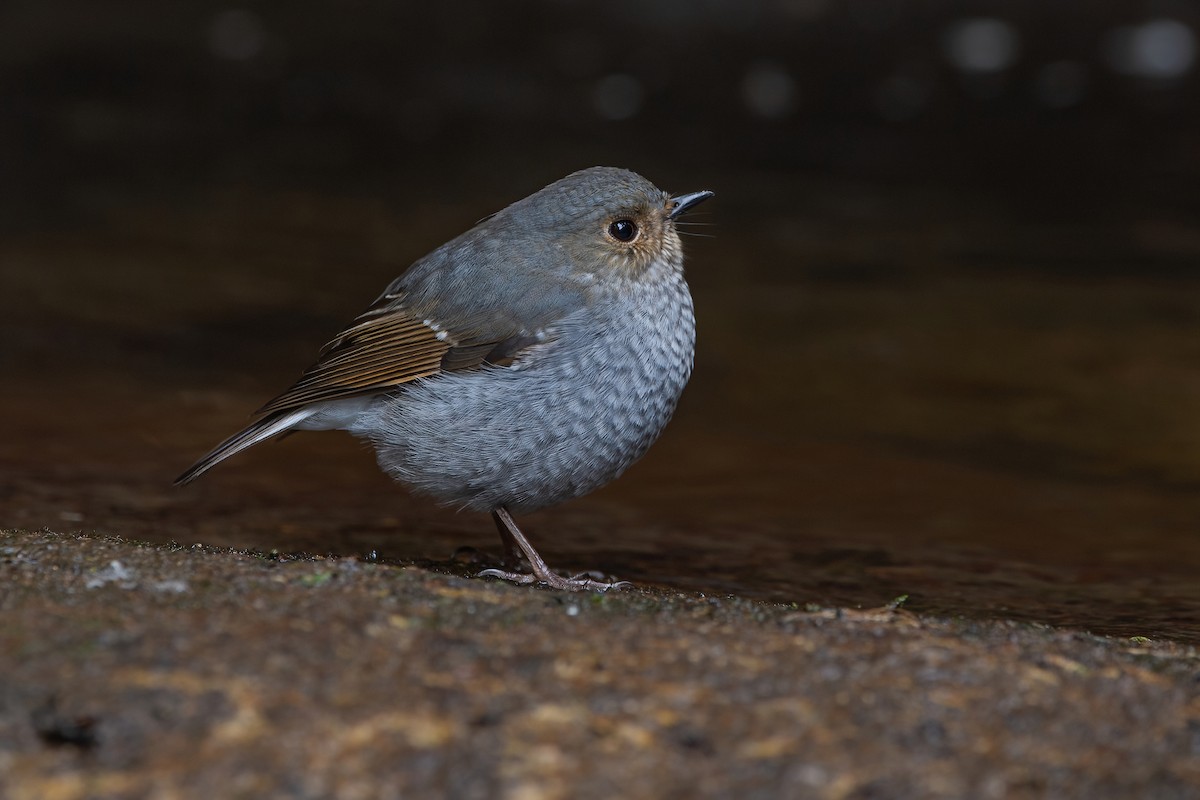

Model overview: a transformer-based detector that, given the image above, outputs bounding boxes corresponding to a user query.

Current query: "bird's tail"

[174,408,315,486]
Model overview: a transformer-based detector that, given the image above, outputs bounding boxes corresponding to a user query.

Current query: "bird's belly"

[352,320,693,513]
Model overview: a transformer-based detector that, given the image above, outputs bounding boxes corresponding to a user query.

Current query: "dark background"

[4,1,1200,640]
[6,2,1200,226]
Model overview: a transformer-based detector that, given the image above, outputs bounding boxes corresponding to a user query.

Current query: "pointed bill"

[668,190,714,219]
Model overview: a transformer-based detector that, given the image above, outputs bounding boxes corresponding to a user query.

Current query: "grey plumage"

[177,166,711,590]
[355,264,694,514]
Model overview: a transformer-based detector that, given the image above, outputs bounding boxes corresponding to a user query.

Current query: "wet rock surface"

[2,529,1198,800]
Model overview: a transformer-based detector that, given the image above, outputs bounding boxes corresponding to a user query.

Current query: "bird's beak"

[668,190,714,219]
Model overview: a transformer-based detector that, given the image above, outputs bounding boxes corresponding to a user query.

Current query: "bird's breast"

[355,272,696,513]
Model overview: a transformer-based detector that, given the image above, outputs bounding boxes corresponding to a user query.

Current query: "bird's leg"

[492,509,528,568]
[478,507,630,592]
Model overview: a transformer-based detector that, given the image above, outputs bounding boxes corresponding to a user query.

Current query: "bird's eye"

[608,219,638,242]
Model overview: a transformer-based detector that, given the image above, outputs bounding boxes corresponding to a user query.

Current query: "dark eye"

[608,219,638,242]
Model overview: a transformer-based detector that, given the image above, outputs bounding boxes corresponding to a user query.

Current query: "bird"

[176,166,712,591]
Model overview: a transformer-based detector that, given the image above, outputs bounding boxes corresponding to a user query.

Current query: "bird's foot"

[481,507,632,591]
[477,566,631,592]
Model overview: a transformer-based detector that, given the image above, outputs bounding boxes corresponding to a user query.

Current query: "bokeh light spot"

[1105,19,1196,79]
[943,18,1021,73]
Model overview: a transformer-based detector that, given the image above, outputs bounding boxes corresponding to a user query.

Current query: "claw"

[477,567,535,584]
[477,567,630,593]
[481,507,635,592]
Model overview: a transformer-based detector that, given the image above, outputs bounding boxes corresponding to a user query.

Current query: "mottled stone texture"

[2,530,1197,800]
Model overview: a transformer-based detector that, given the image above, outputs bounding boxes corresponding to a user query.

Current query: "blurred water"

[3,177,1199,643]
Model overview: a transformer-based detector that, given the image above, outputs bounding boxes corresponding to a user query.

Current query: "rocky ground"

[2,529,1198,799]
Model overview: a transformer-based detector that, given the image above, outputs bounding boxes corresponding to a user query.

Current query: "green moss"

[299,571,334,587]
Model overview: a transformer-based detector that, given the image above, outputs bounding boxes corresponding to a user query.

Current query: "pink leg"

[478,507,631,592]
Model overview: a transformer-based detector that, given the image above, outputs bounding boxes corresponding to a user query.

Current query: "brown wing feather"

[255,298,546,415]
[438,342,496,372]
[257,309,451,414]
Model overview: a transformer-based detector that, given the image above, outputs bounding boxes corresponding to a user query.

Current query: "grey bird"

[176,166,712,590]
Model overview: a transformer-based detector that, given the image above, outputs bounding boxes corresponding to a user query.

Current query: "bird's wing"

[255,294,531,415]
